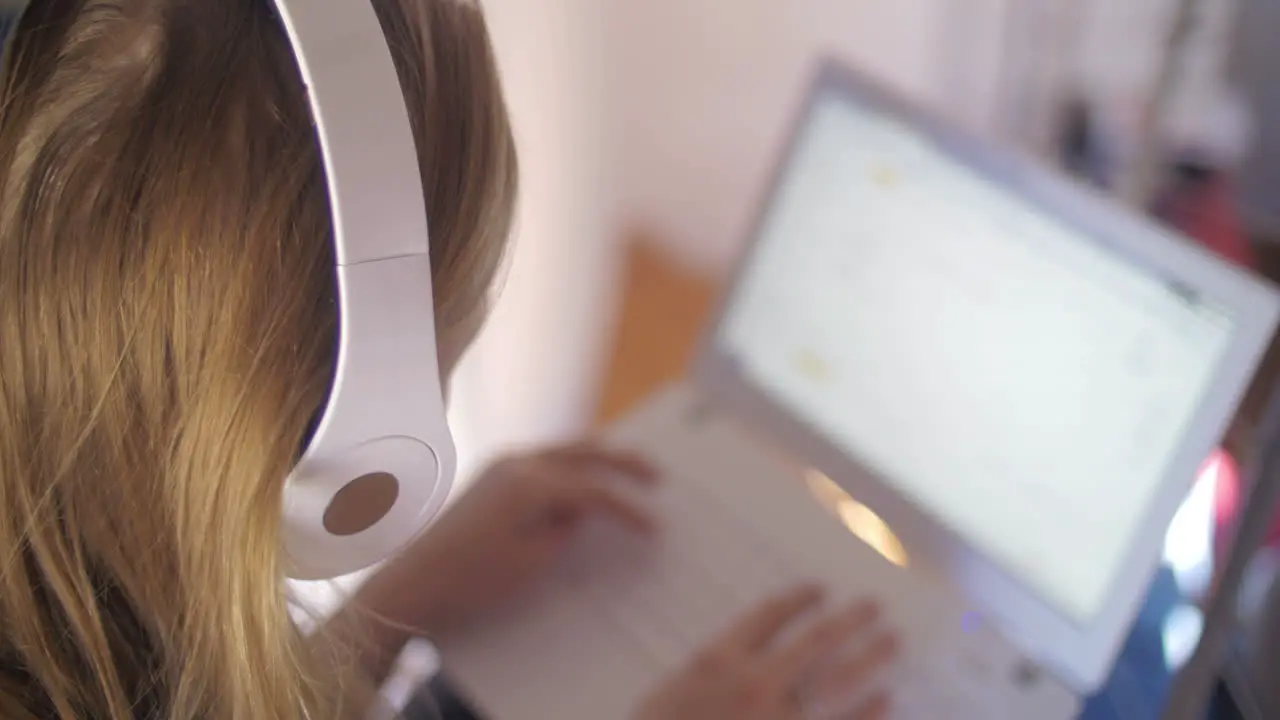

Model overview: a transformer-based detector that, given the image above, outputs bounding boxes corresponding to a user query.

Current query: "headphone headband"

[273,0,455,580]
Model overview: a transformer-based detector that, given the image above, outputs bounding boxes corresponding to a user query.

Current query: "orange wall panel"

[595,239,719,425]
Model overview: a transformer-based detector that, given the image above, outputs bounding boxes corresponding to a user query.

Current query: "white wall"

[599,0,1248,273]
[449,0,1024,473]
[602,0,1017,275]
[448,0,621,480]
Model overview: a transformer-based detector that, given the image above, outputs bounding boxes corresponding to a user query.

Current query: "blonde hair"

[0,0,517,718]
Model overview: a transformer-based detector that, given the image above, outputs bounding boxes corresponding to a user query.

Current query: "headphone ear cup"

[283,436,450,580]
[321,470,401,537]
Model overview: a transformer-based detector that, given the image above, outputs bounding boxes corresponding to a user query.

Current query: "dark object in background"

[1058,97,1115,190]
[1229,0,1280,238]
[0,11,17,51]
[1151,154,1257,269]
[1208,679,1247,720]
[404,675,486,720]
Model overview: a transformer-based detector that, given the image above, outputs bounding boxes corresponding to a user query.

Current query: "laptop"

[435,60,1280,720]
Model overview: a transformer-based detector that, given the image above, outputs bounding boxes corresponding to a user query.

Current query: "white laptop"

[435,61,1280,720]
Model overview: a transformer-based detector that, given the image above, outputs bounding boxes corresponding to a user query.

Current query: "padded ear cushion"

[323,470,401,537]
[284,436,448,579]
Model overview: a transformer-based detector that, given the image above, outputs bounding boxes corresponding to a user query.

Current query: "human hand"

[635,586,898,720]
[363,443,656,637]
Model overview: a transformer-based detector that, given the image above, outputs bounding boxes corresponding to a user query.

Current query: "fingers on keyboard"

[770,600,882,678]
[723,585,826,653]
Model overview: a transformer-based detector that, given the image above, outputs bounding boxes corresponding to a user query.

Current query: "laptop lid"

[695,60,1280,693]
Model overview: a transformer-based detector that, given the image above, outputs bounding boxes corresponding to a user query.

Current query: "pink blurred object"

[1204,445,1280,558]
[1158,174,1256,269]
[1207,448,1243,562]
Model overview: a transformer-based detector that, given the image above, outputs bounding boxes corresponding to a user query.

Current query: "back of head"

[0,1,516,717]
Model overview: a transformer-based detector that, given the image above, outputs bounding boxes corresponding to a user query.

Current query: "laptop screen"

[718,92,1237,625]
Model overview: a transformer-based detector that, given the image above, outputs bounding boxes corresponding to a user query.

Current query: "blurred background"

[3,0,1277,717]
[445,1,1280,718]
[450,0,1279,476]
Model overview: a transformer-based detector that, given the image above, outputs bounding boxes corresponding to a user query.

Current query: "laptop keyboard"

[555,463,1027,720]
[435,388,1080,720]
[563,475,807,672]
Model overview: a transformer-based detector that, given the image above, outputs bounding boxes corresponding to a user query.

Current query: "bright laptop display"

[703,64,1280,689]
[721,92,1234,624]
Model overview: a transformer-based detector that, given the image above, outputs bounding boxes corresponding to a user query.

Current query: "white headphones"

[272,0,456,580]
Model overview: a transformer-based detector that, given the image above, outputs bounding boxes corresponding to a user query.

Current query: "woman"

[0,1,896,718]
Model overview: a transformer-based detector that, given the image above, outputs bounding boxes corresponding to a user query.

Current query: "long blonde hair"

[0,0,517,717]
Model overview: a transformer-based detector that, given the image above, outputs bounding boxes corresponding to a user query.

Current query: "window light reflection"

[805,470,910,568]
